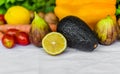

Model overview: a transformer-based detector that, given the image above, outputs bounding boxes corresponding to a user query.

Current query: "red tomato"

[6,29,19,36]
[0,14,6,25]
[2,34,15,48]
[16,32,30,45]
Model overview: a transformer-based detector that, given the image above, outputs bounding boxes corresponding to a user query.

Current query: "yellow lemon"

[42,32,67,56]
[5,6,31,25]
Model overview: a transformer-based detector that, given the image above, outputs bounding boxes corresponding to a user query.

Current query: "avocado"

[57,16,98,51]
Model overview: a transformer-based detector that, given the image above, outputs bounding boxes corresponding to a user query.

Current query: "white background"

[0,41,120,74]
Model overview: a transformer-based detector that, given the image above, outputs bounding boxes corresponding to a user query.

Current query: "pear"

[29,12,51,47]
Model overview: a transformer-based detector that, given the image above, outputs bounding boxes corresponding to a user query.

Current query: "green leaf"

[10,0,16,3]
[36,1,45,7]
[0,7,6,14]
[6,0,11,3]
[22,0,32,10]
[0,0,5,6]
[45,6,55,13]
[116,9,120,16]
[5,2,12,9]
[16,0,24,1]
[31,0,37,3]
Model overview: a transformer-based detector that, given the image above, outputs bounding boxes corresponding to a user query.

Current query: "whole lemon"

[5,6,31,25]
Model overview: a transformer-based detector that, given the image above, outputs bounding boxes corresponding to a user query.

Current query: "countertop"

[0,41,120,74]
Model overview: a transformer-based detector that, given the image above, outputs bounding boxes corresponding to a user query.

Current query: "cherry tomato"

[6,29,19,36]
[2,34,15,48]
[0,14,6,25]
[15,32,30,45]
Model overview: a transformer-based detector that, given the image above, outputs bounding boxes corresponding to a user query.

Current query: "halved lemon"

[42,32,67,56]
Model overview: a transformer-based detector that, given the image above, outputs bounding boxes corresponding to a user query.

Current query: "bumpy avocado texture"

[57,16,98,51]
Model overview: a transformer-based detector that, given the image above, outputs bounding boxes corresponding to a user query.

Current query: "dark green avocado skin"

[57,16,98,51]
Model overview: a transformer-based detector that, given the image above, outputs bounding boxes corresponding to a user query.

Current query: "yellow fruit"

[42,32,67,56]
[5,6,31,25]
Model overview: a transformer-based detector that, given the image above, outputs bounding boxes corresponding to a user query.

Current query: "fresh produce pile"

[0,0,120,56]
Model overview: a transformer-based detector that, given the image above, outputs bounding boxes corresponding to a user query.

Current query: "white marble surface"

[0,41,120,74]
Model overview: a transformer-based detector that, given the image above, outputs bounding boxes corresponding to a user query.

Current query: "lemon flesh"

[42,32,67,56]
